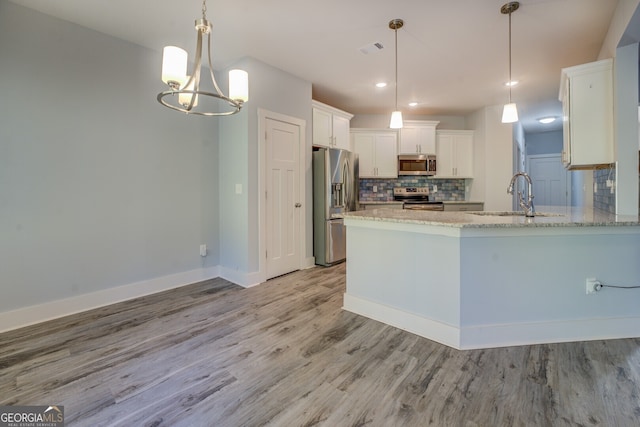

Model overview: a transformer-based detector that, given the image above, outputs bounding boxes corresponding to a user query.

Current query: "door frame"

[526,153,572,207]
[257,108,307,283]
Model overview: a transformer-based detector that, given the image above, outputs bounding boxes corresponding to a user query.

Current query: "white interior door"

[265,118,301,279]
[528,154,569,207]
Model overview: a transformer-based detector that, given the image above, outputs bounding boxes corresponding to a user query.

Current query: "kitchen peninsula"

[342,207,640,350]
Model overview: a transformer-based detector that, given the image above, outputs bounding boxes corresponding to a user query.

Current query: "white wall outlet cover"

[433,185,438,193]
[200,244,207,257]
[373,185,377,193]
[235,184,242,194]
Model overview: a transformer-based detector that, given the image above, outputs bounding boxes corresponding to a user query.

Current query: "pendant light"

[501,2,519,123]
[157,0,248,116]
[389,19,404,129]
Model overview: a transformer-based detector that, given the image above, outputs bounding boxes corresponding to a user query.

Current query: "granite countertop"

[342,206,640,228]
[442,201,484,204]
[359,201,404,205]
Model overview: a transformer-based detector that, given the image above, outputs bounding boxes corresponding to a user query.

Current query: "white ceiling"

[12,0,622,133]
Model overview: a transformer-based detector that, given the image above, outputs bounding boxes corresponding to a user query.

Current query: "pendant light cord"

[508,10,512,103]
[394,25,398,111]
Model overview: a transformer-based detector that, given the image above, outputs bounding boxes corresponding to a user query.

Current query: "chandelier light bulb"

[161,46,187,88]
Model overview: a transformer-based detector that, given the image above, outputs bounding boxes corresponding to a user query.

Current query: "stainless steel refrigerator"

[313,147,359,266]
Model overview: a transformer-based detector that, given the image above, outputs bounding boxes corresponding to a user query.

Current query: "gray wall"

[218,57,313,277]
[0,1,219,312]
[525,131,563,156]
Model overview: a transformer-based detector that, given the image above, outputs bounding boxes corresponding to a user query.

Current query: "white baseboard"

[0,266,220,334]
[218,266,263,288]
[459,316,640,350]
[343,293,640,350]
[343,293,461,349]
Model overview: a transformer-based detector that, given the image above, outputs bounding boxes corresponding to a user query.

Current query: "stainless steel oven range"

[393,187,444,211]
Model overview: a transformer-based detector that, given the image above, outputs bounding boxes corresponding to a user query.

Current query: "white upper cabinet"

[559,59,614,169]
[435,130,474,178]
[399,120,439,154]
[351,129,398,178]
[312,100,353,151]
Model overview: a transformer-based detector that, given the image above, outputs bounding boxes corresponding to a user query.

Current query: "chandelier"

[157,0,248,116]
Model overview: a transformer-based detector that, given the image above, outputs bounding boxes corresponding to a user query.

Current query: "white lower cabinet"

[351,129,398,178]
[435,130,473,178]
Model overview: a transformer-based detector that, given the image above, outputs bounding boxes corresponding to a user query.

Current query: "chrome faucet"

[507,172,535,217]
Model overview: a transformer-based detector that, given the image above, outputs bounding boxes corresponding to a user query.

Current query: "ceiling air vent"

[359,42,384,54]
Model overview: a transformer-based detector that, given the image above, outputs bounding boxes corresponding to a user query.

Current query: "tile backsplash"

[593,167,616,213]
[360,177,466,202]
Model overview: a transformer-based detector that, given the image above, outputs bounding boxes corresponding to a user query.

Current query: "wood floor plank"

[2,263,640,426]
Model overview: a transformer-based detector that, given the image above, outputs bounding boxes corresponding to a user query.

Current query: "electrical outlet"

[200,244,207,257]
[433,185,438,193]
[593,182,598,193]
[606,179,613,188]
[373,185,377,193]
[586,278,602,294]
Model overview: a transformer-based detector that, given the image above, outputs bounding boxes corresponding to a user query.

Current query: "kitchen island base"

[343,211,640,350]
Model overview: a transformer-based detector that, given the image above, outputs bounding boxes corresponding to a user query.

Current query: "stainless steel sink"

[469,211,564,217]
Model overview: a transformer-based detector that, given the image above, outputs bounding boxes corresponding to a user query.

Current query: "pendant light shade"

[389,19,404,129]
[501,2,519,124]
[390,111,404,129]
[501,103,519,123]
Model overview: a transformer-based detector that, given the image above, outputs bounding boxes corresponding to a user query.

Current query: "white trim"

[219,266,262,288]
[459,316,640,350]
[343,293,640,350]
[343,293,461,349]
[0,267,220,334]
[303,257,316,269]
[257,108,307,283]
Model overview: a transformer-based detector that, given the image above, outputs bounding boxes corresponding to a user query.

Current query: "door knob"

[295,203,302,208]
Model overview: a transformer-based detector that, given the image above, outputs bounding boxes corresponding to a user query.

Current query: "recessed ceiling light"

[505,80,519,87]
[376,82,387,88]
[408,102,418,107]
[538,117,556,124]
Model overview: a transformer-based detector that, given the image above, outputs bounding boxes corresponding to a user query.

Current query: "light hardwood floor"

[2,263,640,426]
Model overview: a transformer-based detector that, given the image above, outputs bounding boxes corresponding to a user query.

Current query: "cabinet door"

[399,125,436,154]
[561,81,571,166]
[453,134,473,177]
[569,69,613,166]
[435,134,455,177]
[332,115,351,151]
[352,133,376,177]
[312,108,333,147]
[374,133,398,178]
[399,127,419,153]
[417,126,436,154]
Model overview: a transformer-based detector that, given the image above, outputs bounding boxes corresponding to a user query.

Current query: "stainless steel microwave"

[398,154,436,176]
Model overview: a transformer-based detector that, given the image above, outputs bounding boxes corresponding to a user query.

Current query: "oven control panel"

[393,187,430,196]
